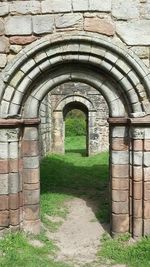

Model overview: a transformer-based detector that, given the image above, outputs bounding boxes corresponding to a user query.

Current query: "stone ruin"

[0,0,150,238]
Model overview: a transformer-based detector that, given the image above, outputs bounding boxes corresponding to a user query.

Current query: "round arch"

[51,94,97,155]
[0,33,150,238]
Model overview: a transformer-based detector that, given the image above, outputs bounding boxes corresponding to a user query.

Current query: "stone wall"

[50,82,109,154]
[0,0,150,72]
[39,94,51,157]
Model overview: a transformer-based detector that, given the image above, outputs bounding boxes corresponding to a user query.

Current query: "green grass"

[65,135,87,156]
[40,135,109,225]
[99,233,150,267]
[0,232,71,267]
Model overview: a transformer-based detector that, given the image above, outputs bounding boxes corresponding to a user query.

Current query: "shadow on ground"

[40,148,110,233]
[65,149,87,157]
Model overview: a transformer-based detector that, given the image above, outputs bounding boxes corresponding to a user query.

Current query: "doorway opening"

[64,107,87,157]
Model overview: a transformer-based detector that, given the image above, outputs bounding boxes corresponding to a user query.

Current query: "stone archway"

[0,33,150,238]
[52,94,96,155]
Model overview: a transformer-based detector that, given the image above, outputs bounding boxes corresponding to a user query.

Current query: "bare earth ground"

[45,197,126,267]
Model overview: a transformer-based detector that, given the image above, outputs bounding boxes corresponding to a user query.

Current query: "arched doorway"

[52,94,97,156]
[64,107,87,156]
[0,33,150,238]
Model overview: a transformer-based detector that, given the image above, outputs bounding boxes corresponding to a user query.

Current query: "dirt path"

[47,197,107,266]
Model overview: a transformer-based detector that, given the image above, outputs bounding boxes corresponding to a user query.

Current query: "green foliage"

[65,117,86,136]
[65,109,86,136]
[66,109,86,119]
[99,233,150,267]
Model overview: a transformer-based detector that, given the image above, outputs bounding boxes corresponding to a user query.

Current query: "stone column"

[88,111,99,155]
[22,126,40,234]
[143,127,150,236]
[109,122,130,236]
[0,126,21,233]
[52,111,64,154]
[130,127,144,238]
[0,128,9,232]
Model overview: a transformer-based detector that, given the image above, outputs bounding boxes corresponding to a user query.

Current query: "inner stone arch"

[50,82,109,156]
[0,33,150,239]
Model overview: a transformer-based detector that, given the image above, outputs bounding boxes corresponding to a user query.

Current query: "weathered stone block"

[144,182,150,200]
[84,18,115,36]
[112,214,129,233]
[5,16,32,36]
[116,20,150,45]
[22,141,39,157]
[144,140,150,151]
[0,3,9,16]
[144,167,150,182]
[9,173,19,194]
[111,151,129,165]
[10,209,20,226]
[0,211,9,227]
[112,0,139,20]
[4,86,14,101]
[9,159,19,173]
[112,178,129,190]
[112,201,129,214]
[133,140,143,151]
[42,0,72,13]
[10,45,22,54]
[0,19,4,36]
[10,36,38,45]
[111,138,128,151]
[133,218,142,237]
[24,204,40,220]
[0,160,8,174]
[24,189,40,205]
[133,199,142,218]
[141,2,150,19]
[112,164,129,178]
[131,46,149,59]
[112,190,128,202]
[0,54,7,68]
[89,0,111,11]
[10,1,41,15]
[133,152,143,166]
[9,193,19,210]
[33,15,54,34]
[0,36,9,53]
[56,13,82,29]
[23,157,39,169]
[111,126,128,138]
[133,182,143,199]
[144,152,150,167]
[0,143,8,159]
[144,219,150,235]
[23,127,38,141]
[9,142,18,159]
[23,168,40,184]
[0,174,8,195]
[144,201,150,219]
[133,166,142,182]
[24,183,40,191]
[145,128,150,139]
[0,195,8,210]
[72,0,88,11]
